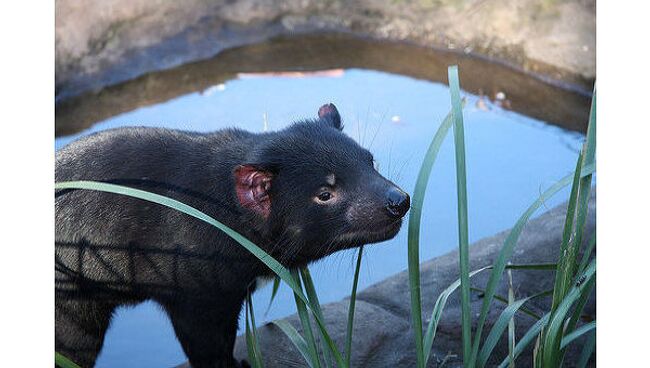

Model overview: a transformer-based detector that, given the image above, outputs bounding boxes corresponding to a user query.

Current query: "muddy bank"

[56,0,595,103]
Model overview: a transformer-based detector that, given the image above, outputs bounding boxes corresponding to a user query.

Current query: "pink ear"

[234,165,273,218]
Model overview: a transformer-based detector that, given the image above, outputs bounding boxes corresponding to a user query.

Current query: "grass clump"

[407,67,596,368]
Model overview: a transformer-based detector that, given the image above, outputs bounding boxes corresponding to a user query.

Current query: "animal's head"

[234,103,410,267]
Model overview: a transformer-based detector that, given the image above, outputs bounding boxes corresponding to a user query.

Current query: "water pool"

[56,60,586,368]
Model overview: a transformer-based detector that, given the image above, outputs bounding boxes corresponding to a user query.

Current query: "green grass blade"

[423,264,556,366]
[448,64,472,364]
[567,275,595,336]
[271,320,315,368]
[478,297,531,368]
[54,181,347,367]
[291,270,321,368]
[550,153,584,312]
[407,99,459,367]
[583,88,597,170]
[533,335,542,368]
[507,269,516,368]
[423,267,487,365]
[560,321,595,349]
[55,352,82,368]
[345,246,364,367]
[265,276,281,316]
[245,302,256,367]
[310,312,346,367]
[301,268,332,368]
[568,88,597,281]
[542,260,596,367]
[500,264,557,270]
[466,162,595,366]
[508,324,515,368]
[497,314,550,368]
[568,108,596,275]
[576,330,596,368]
[477,289,552,368]
[470,287,547,320]
[578,234,596,275]
[245,293,264,368]
[248,292,264,368]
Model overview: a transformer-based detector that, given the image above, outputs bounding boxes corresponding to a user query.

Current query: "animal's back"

[55,126,255,295]
[56,126,251,181]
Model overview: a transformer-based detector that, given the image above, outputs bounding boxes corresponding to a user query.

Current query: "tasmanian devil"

[55,103,410,368]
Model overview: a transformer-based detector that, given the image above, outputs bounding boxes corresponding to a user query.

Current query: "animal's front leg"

[55,297,115,368]
[166,299,242,368]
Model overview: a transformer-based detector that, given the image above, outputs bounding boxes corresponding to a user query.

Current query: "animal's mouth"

[334,219,403,247]
[288,220,403,268]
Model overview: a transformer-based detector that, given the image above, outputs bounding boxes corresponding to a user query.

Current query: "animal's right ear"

[317,103,343,130]
[234,165,273,219]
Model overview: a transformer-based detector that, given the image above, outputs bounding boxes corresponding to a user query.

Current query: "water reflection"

[55,34,592,137]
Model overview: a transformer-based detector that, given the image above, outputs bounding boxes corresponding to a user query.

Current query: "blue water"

[56,69,584,367]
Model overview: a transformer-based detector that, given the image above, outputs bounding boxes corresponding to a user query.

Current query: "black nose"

[385,187,410,218]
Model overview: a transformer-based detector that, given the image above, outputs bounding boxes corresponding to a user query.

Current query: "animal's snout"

[385,187,410,218]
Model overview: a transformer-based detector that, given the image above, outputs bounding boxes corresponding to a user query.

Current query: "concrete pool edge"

[55,0,595,104]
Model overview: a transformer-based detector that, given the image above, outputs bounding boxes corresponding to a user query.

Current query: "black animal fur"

[55,104,410,367]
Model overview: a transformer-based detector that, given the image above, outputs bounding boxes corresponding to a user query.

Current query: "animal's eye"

[317,192,332,202]
[367,156,377,169]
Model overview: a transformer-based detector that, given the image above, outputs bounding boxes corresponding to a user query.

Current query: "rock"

[175,191,593,368]
[55,0,595,102]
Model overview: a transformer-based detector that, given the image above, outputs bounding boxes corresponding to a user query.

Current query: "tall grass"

[406,67,596,368]
[55,66,596,368]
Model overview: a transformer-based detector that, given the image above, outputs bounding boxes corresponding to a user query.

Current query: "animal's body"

[55,104,410,367]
